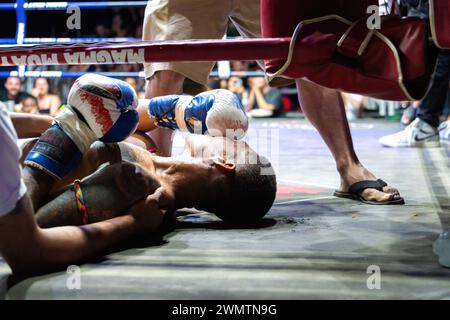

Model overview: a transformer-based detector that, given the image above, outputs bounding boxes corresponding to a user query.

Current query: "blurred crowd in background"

[1,6,449,124]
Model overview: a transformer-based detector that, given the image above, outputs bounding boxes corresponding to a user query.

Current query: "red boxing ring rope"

[0,38,292,67]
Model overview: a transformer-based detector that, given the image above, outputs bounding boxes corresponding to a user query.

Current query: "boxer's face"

[160,153,235,210]
[183,135,252,165]
[173,156,235,184]
[171,135,259,210]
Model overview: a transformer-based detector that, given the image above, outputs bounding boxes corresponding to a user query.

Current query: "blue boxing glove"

[25,74,139,179]
[147,89,248,139]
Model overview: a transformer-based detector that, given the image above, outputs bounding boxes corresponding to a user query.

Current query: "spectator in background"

[32,78,61,117]
[246,77,283,118]
[95,24,111,38]
[111,14,127,38]
[136,25,143,39]
[20,96,40,115]
[0,77,32,112]
[379,50,450,147]
[125,77,145,99]
[400,100,420,126]
[341,93,368,121]
[438,92,450,141]
[231,61,250,72]
[67,64,98,73]
[207,78,221,90]
[379,0,450,146]
[444,91,450,120]
[220,79,228,90]
[227,76,249,106]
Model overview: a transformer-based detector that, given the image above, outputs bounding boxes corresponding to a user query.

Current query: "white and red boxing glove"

[25,74,138,179]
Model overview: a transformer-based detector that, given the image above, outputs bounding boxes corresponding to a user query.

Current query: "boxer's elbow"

[3,247,45,276]
[7,256,37,276]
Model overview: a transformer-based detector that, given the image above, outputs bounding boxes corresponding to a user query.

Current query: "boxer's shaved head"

[211,155,276,224]
[188,153,276,225]
[179,135,277,224]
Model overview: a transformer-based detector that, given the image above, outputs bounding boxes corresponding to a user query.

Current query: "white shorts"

[0,104,27,216]
[143,0,261,85]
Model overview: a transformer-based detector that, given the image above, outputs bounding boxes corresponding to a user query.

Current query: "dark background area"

[0,0,143,38]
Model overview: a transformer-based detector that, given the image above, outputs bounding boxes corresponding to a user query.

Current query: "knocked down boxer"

[0,74,275,276]
[21,129,276,229]
[20,74,271,226]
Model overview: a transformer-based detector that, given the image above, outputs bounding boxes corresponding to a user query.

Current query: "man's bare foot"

[337,164,403,204]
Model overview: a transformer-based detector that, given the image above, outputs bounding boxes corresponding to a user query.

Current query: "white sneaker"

[438,120,450,141]
[433,232,450,268]
[379,118,441,148]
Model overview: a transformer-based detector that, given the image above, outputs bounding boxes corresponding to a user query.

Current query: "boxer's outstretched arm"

[0,193,163,276]
[9,112,53,138]
[35,162,162,228]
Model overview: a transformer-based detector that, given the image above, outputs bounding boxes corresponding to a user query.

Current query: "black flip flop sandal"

[334,179,405,205]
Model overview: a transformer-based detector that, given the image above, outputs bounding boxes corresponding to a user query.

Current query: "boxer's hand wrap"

[25,74,139,179]
[24,123,84,179]
[148,95,194,132]
[147,89,248,139]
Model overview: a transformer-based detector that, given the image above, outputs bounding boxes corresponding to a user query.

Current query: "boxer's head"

[171,135,277,224]
[203,154,276,225]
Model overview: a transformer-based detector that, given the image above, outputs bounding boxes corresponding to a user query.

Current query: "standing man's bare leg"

[296,79,402,203]
[137,71,185,156]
